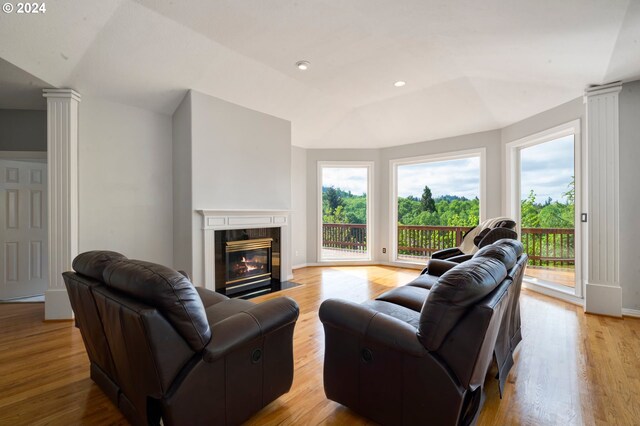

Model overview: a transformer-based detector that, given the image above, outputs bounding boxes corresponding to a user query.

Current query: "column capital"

[585,81,622,97]
[43,88,81,102]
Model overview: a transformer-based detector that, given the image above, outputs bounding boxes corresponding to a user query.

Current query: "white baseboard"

[292,263,308,270]
[45,288,74,320]
[585,282,622,317]
[622,308,640,318]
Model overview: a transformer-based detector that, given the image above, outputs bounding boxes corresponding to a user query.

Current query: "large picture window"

[318,162,373,261]
[390,149,485,264]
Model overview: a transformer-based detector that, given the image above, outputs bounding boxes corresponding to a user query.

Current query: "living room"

[1,1,640,425]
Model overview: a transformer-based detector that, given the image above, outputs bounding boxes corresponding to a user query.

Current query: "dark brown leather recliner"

[63,251,299,426]
[319,239,527,425]
[408,239,527,394]
[431,219,517,263]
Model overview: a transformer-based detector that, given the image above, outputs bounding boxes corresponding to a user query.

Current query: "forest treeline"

[322,181,574,228]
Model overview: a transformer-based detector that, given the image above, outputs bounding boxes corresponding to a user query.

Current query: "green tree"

[325,186,343,211]
[421,185,436,213]
[521,190,541,227]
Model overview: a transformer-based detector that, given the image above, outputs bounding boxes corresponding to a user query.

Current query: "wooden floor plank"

[0,265,638,425]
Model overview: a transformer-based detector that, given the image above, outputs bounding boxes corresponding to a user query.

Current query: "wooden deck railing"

[322,223,367,252]
[521,227,574,268]
[321,223,575,267]
[397,225,471,258]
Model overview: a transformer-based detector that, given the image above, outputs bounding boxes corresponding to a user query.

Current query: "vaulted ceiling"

[1,0,639,148]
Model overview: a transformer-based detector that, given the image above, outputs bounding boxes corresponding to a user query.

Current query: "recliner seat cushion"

[362,300,421,329]
[72,250,127,280]
[376,286,430,312]
[418,257,508,351]
[102,260,211,351]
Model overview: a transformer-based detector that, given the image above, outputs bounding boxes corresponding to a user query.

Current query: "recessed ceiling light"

[296,60,310,71]
[394,81,406,87]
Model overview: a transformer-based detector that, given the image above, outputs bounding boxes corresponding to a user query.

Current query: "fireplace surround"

[198,209,292,296]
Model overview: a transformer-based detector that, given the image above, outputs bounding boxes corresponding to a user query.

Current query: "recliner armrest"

[319,299,427,357]
[203,297,299,363]
[430,247,464,260]
[424,259,458,276]
[195,287,228,308]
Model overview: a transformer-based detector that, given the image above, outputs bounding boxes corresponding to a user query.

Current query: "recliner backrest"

[473,238,522,268]
[102,259,211,351]
[91,285,195,425]
[63,251,128,382]
[418,257,507,351]
[418,239,524,352]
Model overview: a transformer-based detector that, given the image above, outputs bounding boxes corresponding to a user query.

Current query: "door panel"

[0,160,48,300]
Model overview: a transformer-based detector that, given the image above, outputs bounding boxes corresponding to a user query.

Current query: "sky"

[520,135,574,203]
[322,167,368,195]
[322,135,574,203]
[397,157,480,199]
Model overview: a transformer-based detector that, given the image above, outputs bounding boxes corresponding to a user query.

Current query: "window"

[390,149,485,264]
[318,162,373,261]
[506,120,582,297]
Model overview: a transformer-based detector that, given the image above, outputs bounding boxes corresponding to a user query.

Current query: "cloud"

[322,167,368,195]
[397,157,480,199]
[521,135,574,202]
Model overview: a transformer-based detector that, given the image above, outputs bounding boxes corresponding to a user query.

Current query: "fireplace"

[214,227,281,297]
[225,238,273,290]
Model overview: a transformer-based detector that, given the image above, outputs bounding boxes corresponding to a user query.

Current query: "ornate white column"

[584,82,622,316]
[43,89,80,320]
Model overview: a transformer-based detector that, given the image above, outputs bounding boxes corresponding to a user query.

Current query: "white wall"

[78,96,173,265]
[291,146,307,267]
[177,90,292,285]
[0,109,46,151]
[619,80,640,311]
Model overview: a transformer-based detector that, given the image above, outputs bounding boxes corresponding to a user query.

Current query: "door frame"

[317,161,374,263]
[0,151,46,161]
[505,119,584,300]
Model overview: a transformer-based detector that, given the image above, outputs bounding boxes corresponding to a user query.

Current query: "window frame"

[505,119,583,300]
[389,148,486,266]
[317,161,375,262]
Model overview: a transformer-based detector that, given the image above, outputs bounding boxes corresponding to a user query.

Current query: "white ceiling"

[1,0,639,148]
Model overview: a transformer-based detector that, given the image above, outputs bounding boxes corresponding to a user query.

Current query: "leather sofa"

[63,251,299,426]
[319,239,528,425]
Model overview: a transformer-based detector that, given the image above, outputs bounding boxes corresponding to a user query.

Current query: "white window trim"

[504,119,583,299]
[389,148,486,266]
[317,161,374,262]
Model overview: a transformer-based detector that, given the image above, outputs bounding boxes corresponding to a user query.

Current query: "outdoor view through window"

[396,157,480,262]
[321,166,369,260]
[520,135,575,288]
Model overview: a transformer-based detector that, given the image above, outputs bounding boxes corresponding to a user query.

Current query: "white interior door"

[0,159,48,300]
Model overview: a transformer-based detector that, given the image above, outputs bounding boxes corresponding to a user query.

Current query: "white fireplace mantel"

[197,209,292,290]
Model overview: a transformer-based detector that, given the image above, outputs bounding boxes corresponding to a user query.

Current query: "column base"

[45,288,74,320]
[585,282,622,317]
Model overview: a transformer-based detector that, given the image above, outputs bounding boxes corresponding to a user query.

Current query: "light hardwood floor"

[1,266,639,425]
